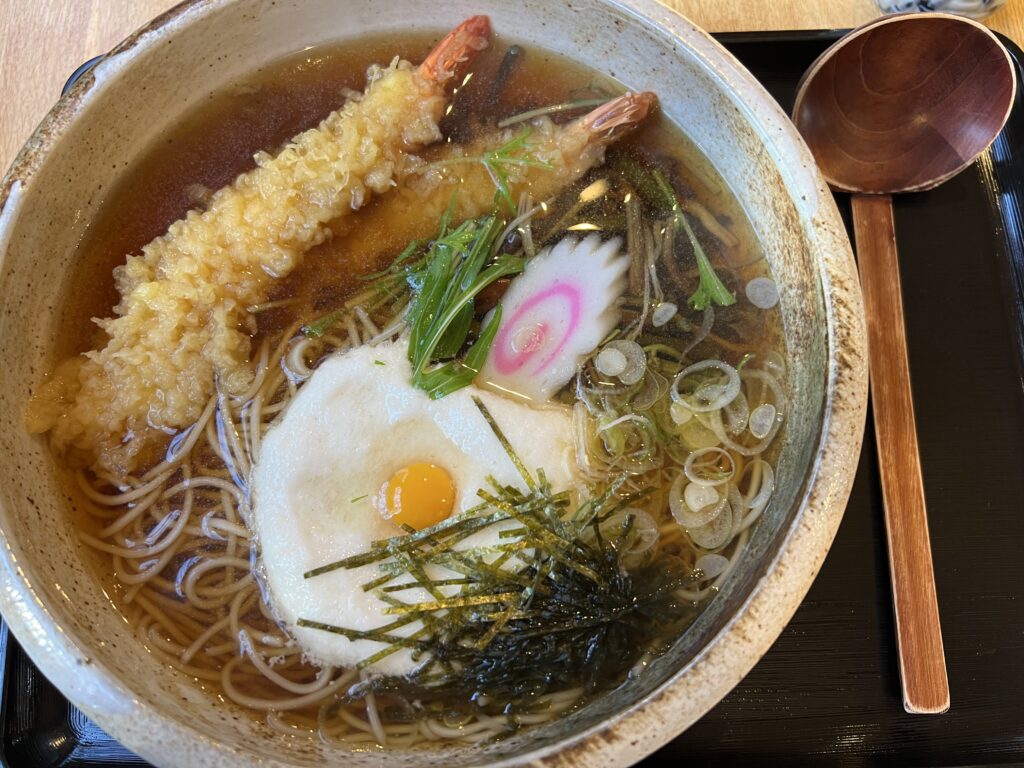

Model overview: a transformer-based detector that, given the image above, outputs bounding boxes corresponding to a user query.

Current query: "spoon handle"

[851,193,950,715]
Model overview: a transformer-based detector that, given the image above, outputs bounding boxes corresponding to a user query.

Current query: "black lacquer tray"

[4,30,1024,768]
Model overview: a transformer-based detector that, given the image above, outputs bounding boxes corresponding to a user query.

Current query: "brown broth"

[53,31,783,744]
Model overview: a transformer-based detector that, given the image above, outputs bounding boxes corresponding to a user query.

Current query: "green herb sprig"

[425,128,552,212]
[303,200,524,398]
[651,171,736,311]
[481,128,553,211]
[300,130,555,380]
[613,156,736,311]
[404,206,525,399]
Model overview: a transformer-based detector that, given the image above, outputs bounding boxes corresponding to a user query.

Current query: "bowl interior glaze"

[0,1,867,765]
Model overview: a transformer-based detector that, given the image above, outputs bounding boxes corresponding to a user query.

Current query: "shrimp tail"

[579,91,657,135]
[419,15,492,83]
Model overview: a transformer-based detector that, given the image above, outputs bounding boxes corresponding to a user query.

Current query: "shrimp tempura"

[27,17,491,475]
[329,91,657,265]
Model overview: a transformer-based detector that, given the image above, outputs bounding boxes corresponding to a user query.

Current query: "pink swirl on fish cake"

[492,283,582,375]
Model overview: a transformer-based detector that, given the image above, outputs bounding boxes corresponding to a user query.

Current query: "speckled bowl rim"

[0,1,868,765]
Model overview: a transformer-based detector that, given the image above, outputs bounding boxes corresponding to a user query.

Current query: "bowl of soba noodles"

[0,0,867,765]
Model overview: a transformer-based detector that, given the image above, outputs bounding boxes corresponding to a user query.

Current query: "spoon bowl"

[794,13,1015,193]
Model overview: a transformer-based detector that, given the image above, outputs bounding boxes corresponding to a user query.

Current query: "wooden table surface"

[2,0,1023,173]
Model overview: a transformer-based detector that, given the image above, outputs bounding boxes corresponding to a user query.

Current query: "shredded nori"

[347,547,692,709]
[298,399,696,730]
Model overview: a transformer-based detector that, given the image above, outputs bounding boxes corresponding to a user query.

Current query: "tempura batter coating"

[334,91,657,262]
[28,17,491,474]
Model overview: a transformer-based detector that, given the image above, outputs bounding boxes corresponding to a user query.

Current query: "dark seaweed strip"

[471,396,536,490]
[295,617,424,647]
[355,625,432,670]
[475,490,603,584]
[304,507,505,577]
[383,592,520,616]
[380,578,472,594]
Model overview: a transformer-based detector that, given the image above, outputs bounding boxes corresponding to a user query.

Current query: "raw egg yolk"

[379,463,455,530]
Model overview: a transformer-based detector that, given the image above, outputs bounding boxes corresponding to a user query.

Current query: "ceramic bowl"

[0,1,867,765]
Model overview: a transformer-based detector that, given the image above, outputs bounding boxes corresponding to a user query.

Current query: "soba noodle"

[78,273,779,742]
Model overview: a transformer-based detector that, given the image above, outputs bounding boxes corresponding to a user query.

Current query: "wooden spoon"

[793,13,1015,715]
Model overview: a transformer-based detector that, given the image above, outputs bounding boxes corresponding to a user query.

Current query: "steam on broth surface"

[32,20,786,748]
